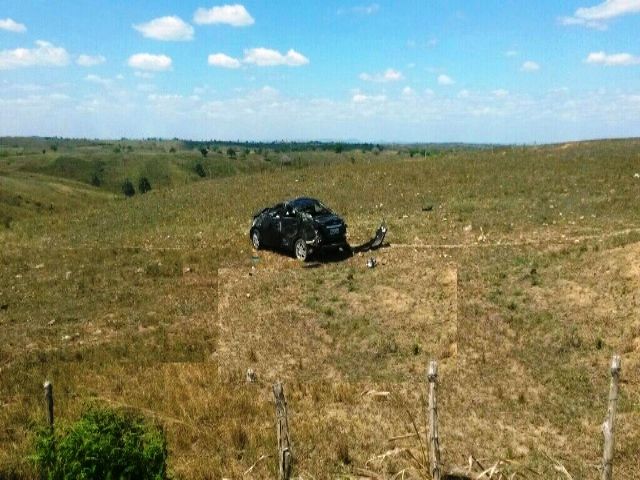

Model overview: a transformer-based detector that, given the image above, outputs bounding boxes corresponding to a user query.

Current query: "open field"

[1,138,640,478]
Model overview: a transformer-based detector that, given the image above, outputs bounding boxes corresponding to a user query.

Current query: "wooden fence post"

[273,382,292,480]
[601,355,621,480]
[427,360,442,480]
[43,380,54,431]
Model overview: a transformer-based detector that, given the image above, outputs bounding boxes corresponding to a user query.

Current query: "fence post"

[601,355,621,480]
[273,382,292,480]
[43,381,54,431]
[427,360,442,480]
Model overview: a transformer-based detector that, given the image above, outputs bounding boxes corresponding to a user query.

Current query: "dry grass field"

[1,138,639,478]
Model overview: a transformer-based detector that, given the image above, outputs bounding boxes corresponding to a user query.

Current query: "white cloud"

[437,74,454,85]
[77,54,106,67]
[561,0,640,28]
[492,89,509,97]
[0,18,26,33]
[193,4,254,26]
[359,68,403,82]
[0,41,69,70]
[243,48,309,66]
[352,93,386,103]
[457,89,470,98]
[427,38,438,47]
[521,60,540,72]
[586,51,640,65]
[338,4,380,15]
[208,53,241,68]
[128,53,172,71]
[134,16,194,41]
[134,71,154,79]
[402,86,415,96]
[85,74,112,87]
[505,50,519,57]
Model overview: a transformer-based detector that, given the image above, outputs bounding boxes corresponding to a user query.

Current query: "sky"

[1,0,640,143]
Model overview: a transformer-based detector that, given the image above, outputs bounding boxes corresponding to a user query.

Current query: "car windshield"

[293,198,331,216]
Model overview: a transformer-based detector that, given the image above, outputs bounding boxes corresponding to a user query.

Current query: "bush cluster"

[34,407,168,480]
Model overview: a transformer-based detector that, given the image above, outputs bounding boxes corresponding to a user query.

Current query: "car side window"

[270,204,284,217]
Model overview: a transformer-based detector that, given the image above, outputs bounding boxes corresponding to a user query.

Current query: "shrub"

[122,179,135,197]
[194,162,206,178]
[169,146,176,153]
[199,148,208,158]
[33,407,168,480]
[90,173,101,187]
[138,176,152,194]
[226,148,236,158]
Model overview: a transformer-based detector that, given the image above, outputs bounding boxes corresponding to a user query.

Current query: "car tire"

[251,229,261,250]
[294,238,309,261]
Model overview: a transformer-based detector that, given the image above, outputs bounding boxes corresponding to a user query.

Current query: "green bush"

[138,176,152,194]
[33,407,168,480]
[122,179,135,197]
[194,162,206,178]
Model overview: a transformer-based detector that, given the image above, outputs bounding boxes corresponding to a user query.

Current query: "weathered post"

[43,380,54,430]
[427,361,441,480]
[273,382,292,480]
[601,355,621,480]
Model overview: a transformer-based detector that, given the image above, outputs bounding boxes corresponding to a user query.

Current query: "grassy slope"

[0,139,639,478]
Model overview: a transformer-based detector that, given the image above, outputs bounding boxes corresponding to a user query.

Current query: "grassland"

[1,138,639,478]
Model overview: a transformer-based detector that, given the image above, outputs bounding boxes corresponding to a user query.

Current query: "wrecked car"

[250,197,386,261]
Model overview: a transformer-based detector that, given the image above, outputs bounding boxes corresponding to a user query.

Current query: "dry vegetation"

[1,138,639,478]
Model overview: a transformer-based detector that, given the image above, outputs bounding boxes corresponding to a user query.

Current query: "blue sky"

[1,0,640,143]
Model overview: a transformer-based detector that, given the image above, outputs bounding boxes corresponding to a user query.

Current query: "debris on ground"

[422,204,434,211]
[367,257,377,268]
[246,368,257,383]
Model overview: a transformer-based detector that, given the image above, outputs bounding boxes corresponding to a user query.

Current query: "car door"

[279,205,300,249]
[263,204,284,246]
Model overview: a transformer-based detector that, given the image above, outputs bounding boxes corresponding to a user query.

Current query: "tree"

[122,179,135,197]
[199,148,208,158]
[138,176,152,194]
[90,173,101,187]
[194,162,206,178]
[227,148,236,158]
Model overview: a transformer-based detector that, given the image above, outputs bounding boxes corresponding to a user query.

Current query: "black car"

[250,197,349,261]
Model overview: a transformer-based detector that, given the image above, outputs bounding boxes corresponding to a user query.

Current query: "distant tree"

[194,162,206,178]
[169,147,176,153]
[42,149,46,155]
[51,145,58,152]
[199,148,208,158]
[334,143,344,154]
[113,146,121,154]
[126,145,133,152]
[90,173,101,187]
[138,177,152,194]
[227,148,236,158]
[121,179,135,197]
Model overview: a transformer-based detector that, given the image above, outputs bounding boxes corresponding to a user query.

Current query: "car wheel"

[294,238,309,261]
[251,229,261,250]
